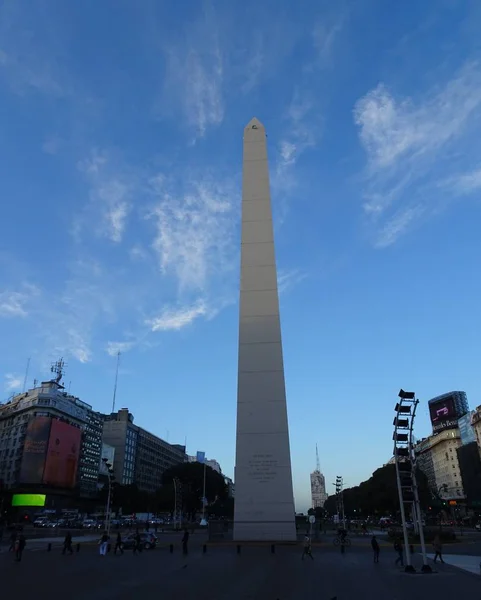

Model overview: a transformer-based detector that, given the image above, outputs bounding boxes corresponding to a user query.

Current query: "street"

[2,534,480,600]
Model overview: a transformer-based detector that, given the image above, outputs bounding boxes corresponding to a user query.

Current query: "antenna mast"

[22,357,31,393]
[51,358,66,385]
[316,443,321,472]
[111,351,121,413]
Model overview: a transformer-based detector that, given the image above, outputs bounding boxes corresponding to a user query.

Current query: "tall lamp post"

[393,389,431,574]
[333,476,345,530]
[102,458,115,538]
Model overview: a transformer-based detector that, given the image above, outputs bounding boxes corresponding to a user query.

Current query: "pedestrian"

[62,531,73,555]
[371,535,380,563]
[99,531,109,556]
[301,534,314,560]
[114,531,124,555]
[182,528,190,555]
[433,535,444,564]
[15,534,26,562]
[133,530,142,555]
[394,539,404,567]
[9,531,17,552]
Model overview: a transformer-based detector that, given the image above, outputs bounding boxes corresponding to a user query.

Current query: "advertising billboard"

[19,417,52,484]
[12,493,46,507]
[99,443,115,475]
[458,412,477,445]
[42,420,81,489]
[429,396,457,433]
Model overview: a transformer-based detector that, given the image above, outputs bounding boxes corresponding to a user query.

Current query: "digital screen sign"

[43,420,81,489]
[429,397,456,424]
[12,493,46,507]
[19,417,52,484]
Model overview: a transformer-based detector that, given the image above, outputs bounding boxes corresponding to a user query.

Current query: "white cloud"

[42,135,62,155]
[149,174,237,292]
[0,284,39,317]
[311,16,344,67]
[448,167,481,195]
[162,9,223,139]
[354,61,481,245]
[4,373,23,392]
[277,268,307,295]
[374,206,425,249]
[106,341,136,356]
[77,151,132,243]
[146,301,208,332]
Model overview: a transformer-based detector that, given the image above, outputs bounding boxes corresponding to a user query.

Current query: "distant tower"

[310,444,327,508]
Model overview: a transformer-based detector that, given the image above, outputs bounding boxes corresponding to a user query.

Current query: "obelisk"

[233,117,296,541]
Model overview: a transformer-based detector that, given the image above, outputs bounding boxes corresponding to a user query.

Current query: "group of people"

[301,529,445,567]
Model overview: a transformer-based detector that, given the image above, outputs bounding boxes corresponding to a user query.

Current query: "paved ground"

[1,536,480,600]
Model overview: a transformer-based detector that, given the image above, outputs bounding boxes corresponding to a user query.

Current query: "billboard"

[99,443,115,475]
[43,420,81,488]
[458,412,477,445]
[12,493,46,507]
[19,417,52,484]
[429,396,457,433]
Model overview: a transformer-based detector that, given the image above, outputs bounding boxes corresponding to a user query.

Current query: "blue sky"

[1,0,481,511]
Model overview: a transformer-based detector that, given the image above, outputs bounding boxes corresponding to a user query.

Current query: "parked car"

[122,532,158,550]
[82,519,100,529]
[33,517,50,528]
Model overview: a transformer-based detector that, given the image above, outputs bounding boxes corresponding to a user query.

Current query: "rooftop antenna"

[111,351,121,414]
[33,379,38,388]
[50,358,66,384]
[316,443,321,473]
[22,357,31,393]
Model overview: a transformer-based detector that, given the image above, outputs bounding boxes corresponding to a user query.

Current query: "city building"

[224,476,235,498]
[102,408,186,493]
[188,455,222,474]
[0,375,103,500]
[310,446,327,508]
[415,429,465,500]
[428,391,469,434]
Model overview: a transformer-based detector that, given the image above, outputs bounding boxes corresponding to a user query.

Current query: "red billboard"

[42,420,81,489]
[19,417,52,484]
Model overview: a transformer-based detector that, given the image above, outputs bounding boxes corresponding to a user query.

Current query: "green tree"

[162,462,228,517]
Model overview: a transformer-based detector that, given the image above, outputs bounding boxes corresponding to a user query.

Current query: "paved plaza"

[2,534,481,600]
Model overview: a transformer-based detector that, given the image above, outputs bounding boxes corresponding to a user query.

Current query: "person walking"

[371,535,380,563]
[99,532,109,556]
[182,528,190,556]
[133,531,142,555]
[394,539,404,567]
[433,535,445,563]
[15,534,26,562]
[62,531,73,555]
[301,534,314,560]
[9,531,17,552]
[114,531,124,555]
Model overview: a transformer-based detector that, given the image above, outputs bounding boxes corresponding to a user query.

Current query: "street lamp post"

[102,458,115,538]
[393,389,431,574]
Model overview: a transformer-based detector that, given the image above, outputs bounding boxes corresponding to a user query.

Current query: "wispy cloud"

[354,60,481,246]
[161,7,223,139]
[277,268,308,295]
[0,284,39,318]
[311,15,344,68]
[149,174,238,293]
[106,341,136,357]
[77,150,132,243]
[4,373,23,393]
[146,301,209,332]
[446,167,481,195]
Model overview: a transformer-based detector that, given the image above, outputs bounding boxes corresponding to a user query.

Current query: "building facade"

[0,380,103,499]
[102,408,186,493]
[415,429,465,500]
[310,470,328,508]
[428,391,469,434]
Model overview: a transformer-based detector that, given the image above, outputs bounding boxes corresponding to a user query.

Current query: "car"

[122,532,158,550]
[33,517,50,528]
[82,519,100,529]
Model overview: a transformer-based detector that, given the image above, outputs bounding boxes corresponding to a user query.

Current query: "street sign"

[309,515,316,524]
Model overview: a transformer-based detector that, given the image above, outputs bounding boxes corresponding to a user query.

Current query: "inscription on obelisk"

[233,117,296,541]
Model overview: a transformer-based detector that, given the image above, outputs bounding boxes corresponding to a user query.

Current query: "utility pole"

[111,351,120,414]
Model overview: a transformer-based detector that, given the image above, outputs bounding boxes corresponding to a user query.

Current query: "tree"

[324,464,431,517]
[162,462,228,517]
